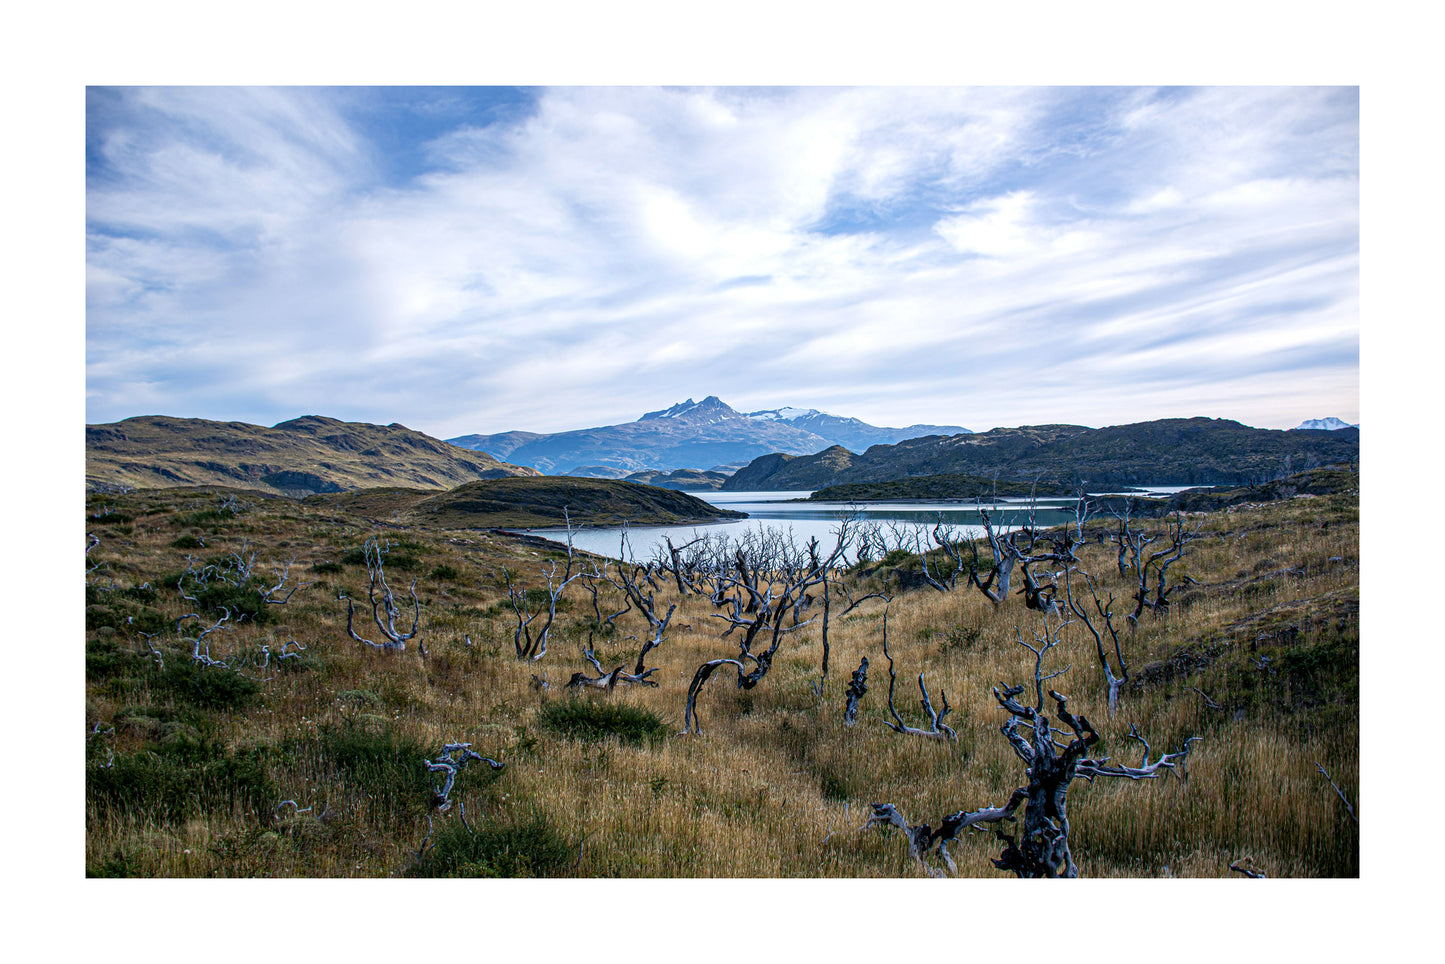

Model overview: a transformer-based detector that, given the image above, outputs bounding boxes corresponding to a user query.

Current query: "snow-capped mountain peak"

[638,396,738,422]
[1291,417,1358,431]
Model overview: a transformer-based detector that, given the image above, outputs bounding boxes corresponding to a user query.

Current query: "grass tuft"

[537,698,670,746]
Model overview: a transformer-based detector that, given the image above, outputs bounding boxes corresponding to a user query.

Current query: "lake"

[522,487,1190,564]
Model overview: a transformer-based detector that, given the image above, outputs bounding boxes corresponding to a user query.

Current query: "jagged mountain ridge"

[447,396,971,475]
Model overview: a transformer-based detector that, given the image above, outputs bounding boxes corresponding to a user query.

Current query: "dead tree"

[682,597,800,734]
[880,606,956,741]
[867,616,1197,877]
[965,505,1026,607]
[843,657,869,725]
[1114,508,1200,623]
[923,519,973,591]
[835,582,892,617]
[682,527,850,734]
[662,534,717,596]
[86,533,108,587]
[260,557,311,605]
[565,633,663,690]
[600,554,677,661]
[505,513,585,661]
[340,537,421,653]
[807,526,857,694]
[1063,568,1129,715]
[579,557,634,630]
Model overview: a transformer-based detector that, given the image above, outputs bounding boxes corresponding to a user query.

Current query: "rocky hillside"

[723,418,1360,490]
[86,415,541,497]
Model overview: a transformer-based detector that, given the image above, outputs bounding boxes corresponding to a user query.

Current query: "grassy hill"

[84,471,1357,879]
[86,415,541,497]
[303,477,745,529]
[723,418,1360,491]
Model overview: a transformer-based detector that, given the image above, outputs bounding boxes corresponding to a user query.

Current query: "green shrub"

[299,723,432,814]
[310,560,343,574]
[85,590,169,636]
[407,809,575,877]
[171,535,205,549]
[880,548,914,567]
[190,581,271,625]
[86,637,132,680]
[430,564,460,581]
[152,661,261,711]
[87,741,276,824]
[537,698,669,746]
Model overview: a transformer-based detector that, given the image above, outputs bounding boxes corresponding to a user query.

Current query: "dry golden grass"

[84,484,1358,878]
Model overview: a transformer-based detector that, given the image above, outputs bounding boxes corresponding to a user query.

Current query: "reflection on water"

[523,489,1087,563]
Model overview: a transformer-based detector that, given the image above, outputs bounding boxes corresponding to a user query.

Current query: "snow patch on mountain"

[747,406,822,422]
[1291,417,1358,431]
[639,396,736,421]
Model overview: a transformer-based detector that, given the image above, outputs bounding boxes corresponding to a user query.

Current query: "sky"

[85,85,1358,437]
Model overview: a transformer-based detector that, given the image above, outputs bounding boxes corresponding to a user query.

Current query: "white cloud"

[86,86,1359,436]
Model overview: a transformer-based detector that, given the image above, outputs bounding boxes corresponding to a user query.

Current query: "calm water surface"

[522,488,1178,563]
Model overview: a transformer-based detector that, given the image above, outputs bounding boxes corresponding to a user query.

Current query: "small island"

[305,476,747,529]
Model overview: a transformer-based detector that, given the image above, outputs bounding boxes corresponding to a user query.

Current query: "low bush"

[87,741,276,825]
[537,698,669,746]
[407,809,575,877]
[299,723,433,814]
[153,660,262,711]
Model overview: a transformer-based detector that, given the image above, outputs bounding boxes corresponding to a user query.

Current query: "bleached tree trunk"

[341,537,421,653]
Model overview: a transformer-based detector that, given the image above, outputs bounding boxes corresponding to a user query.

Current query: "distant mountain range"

[86,415,540,496]
[447,396,970,475]
[722,417,1361,491]
[1292,417,1357,431]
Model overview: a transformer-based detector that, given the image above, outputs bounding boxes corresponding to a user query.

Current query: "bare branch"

[880,607,956,741]
[1229,857,1267,878]
[1315,762,1358,823]
[425,741,504,810]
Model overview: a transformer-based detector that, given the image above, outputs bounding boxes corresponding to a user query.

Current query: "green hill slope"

[306,476,747,529]
[724,419,1359,491]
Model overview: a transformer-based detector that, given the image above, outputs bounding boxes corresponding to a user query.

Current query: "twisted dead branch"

[880,606,956,741]
[425,742,504,810]
[340,537,421,653]
[1063,568,1128,714]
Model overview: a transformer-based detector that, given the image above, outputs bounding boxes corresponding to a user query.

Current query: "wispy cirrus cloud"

[86,85,1358,438]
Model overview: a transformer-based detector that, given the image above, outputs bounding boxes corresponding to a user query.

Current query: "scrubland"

[84,480,1358,877]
